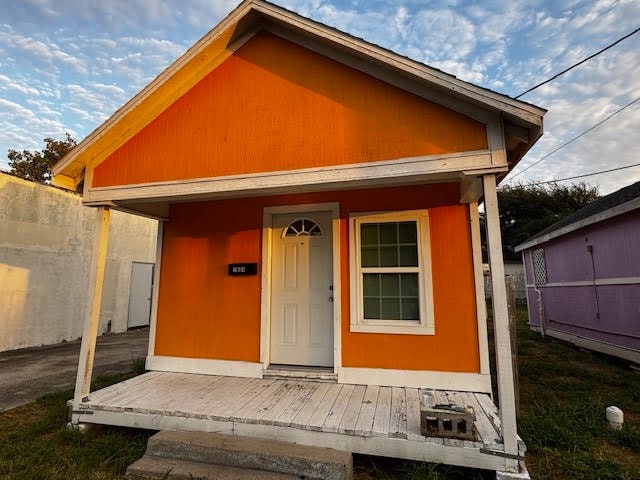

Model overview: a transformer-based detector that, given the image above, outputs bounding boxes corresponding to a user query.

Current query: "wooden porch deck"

[71,372,524,472]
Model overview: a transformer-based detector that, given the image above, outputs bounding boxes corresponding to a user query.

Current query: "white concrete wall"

[0,173,157,352]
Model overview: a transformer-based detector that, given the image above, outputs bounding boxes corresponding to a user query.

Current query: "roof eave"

[515,195,640,252]
[52,0,545,191]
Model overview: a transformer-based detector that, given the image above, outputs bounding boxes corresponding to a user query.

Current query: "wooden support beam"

[73,206,111,405]
[482,174,519,473]
[460,177,483,204]
[469,202,491,377]
[147,221,164,358]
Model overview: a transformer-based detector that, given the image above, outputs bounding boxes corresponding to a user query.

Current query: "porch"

[70,371,525,472]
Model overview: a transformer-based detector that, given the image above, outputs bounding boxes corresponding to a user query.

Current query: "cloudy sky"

[1,0,638,194]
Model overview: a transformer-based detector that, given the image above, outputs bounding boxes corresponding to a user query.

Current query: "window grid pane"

[360,221,418,268]
[363,272,419,321]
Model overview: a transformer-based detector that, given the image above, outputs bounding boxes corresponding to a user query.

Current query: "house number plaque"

[228,263,258,276]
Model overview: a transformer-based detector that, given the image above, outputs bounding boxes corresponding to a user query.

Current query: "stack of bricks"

[419,390,477,441]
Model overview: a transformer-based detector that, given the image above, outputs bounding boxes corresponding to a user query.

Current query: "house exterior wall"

[523,210,640,354]
[0,173,157,352]
[154,182,481,373]
[91,32,487,188]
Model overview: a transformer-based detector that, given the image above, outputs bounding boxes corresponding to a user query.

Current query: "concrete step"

[127,455,301,479]
[133,430,353,480]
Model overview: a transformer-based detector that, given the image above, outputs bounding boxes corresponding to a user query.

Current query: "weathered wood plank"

[109,372,189,408]
[371,386,392,437]
[260,382,310,425]
[173,374,228,415]
[233,381,291,423]
[322,384,355,433]
[405,388,424,442]
[306,383,343,431]
[243,382,293,424]
[138,373,205,413]
[187,376,243,416]
[88,371,168,404]
[274,382,321,427]
[114,375,188,413]
[337,385,366,435]
[474,393,502,433]
[353,385,378,436]
[290,382,332,429]
[458,391,500,446]
[215,378,275,418]
[389,387,407,439]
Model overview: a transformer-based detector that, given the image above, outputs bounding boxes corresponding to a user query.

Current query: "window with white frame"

[349,210,434,335]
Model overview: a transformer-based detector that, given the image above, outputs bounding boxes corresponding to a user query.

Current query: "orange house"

[53,1,544,477]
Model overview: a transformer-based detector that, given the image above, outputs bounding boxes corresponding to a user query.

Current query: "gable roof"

[51,0,545,192]
[516,180,640,251]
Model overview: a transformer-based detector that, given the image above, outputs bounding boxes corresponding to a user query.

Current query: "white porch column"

[73,206,111,405]
[146,220,164,358]
[483,174,519,472]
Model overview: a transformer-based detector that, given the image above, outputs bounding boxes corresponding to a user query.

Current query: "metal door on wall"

[128,262,154,329]
[270,211,333,367]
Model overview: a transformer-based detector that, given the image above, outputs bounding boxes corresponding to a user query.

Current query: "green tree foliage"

[495,182,599,261]
[7,133,77,183]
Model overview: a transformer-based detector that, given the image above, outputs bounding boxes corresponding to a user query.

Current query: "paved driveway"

[0,328,149,412]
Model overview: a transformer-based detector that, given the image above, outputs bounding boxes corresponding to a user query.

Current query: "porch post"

[482,175,519,472]
[73,206,111,405]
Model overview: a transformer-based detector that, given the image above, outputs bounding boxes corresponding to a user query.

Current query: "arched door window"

[282,218,323,238]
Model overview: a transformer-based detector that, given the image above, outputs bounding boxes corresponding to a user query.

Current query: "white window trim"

[349,210,435,335]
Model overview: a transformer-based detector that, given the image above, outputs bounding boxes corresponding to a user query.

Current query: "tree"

[7,133,77,183]
[493,182,599,261]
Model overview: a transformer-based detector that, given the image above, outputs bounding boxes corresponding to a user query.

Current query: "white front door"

[270,211,333,367]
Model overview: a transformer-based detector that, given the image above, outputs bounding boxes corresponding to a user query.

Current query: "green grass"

[1,317,639,479]
[515,306,640,480]
[0,370,151,480]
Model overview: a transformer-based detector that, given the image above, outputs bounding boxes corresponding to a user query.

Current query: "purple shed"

[516,181,640,365]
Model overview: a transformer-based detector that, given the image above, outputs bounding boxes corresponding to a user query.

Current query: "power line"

[515,26,640,99]
[519,162,640,187]
[506,96,640,183]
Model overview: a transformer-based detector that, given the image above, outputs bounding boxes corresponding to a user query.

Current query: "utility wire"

[516,26,640,98]
[505,96,640,183]
[515,162,640,187]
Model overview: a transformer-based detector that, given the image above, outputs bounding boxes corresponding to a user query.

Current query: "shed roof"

[51,0,545,192]
[516,180,640,251]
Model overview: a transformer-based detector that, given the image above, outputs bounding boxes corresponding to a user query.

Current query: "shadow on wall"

[0,173,157,352]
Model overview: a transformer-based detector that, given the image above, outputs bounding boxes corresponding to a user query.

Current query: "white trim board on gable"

[52,0,544,193]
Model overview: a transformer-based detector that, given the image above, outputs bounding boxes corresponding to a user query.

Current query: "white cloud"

[0,0,638,195]
[0,74,40,96]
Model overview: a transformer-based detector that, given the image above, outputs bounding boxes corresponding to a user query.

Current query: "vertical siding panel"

[154,183,480,373]
[92,32,487,188]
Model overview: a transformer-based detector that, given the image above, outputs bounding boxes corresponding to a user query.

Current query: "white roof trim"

[52,0,545,178]
[515,196,640,251]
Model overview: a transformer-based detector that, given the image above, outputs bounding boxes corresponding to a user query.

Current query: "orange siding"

[154,183,480,373]
[154,199,263,361]
[92,32,487,188]
[340,204,479,372]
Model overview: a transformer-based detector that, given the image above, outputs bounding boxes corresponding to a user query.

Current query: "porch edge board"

[146,355,264,378]
[70,408,508,472]
[337,367,492,393]
[83,151,494,203]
